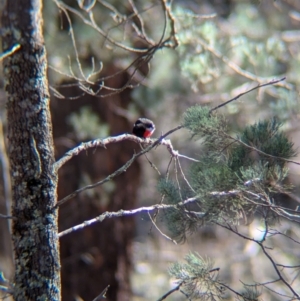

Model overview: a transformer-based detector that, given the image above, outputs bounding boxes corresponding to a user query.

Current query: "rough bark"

[2,0,61,300]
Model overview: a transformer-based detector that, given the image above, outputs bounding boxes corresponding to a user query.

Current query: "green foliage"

[67,106,109,140]
[183,105,228,157]
[175,2,290,83]
[230,118,296,171]
[183,106,217,135]
[270,89,300,122]
[157,178,181,205]
[188,157,255,224]
[169,252,225,300]
[161,108,295,238]
[173,1,300,127]
[238,287,261,301]
[189,158,236,193]
[157,179,200,243]
[168,252,262,300]
[175,11,220,89]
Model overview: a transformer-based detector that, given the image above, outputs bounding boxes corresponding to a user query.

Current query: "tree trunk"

[2,0,61,300]
[52,67,141,301]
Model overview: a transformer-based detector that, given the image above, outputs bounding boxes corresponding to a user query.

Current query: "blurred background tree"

[1,0,300,300]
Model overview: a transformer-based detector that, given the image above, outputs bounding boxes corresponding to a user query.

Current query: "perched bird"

[132,118,155,138]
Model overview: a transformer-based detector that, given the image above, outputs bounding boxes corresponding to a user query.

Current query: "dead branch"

[58,196,201,237]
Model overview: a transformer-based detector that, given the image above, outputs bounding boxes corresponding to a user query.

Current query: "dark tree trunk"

[2,0,61,300]
[52,66,141,301]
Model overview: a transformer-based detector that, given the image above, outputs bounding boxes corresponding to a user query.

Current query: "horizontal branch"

[54,126,184,171]
[58,196,202,237]
[54,126,185,208]
[0,213,13,219]
[54,133,138,171]
[57,180,300,235]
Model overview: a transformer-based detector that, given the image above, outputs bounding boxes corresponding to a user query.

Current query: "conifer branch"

[226,133,300,166]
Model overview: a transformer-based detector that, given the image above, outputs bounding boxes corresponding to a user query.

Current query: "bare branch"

[54,126,184,171]
[92,285,110,301]
[148,211,177,244]
[0,213,13,219]
[160,0,179,48]
[259,243,299,298]
[177,157,196,193]
[268,228,300,245]
[128,0,155,45]
[54,149,140,208]
[55,1,148,53]
[51,0,179,98]
[156,282,184,301]
[0,43,21,60]
[218,223,300,299]
[210,77,287,112]
[54,126,185,207]
[58,196,202,237]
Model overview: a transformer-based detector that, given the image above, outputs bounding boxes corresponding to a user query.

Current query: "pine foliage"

[159,105,295,239]
[168,252,225,300]
[238,287,261,301]
[158,105,295,300]
[157,179,200,243]
[230,118,296,171]
[183,106,228,157]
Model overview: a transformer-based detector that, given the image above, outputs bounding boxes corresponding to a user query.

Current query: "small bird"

[132,118,155,138]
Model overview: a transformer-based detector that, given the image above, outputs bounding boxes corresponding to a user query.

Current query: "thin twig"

[92,285,110,301]
[128,0,155,45]
[225,133,300,166]
[160,0,179,48]
[174,158,183,200]
[0,44,21,60]
[210,77,286,112]
[148,212,177,244]
[218,223,300,299]
[177,157,196,193]
[139,143,161,175]
[151,157,174,226]
[0,213,13,219]
[156,282,184,301]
